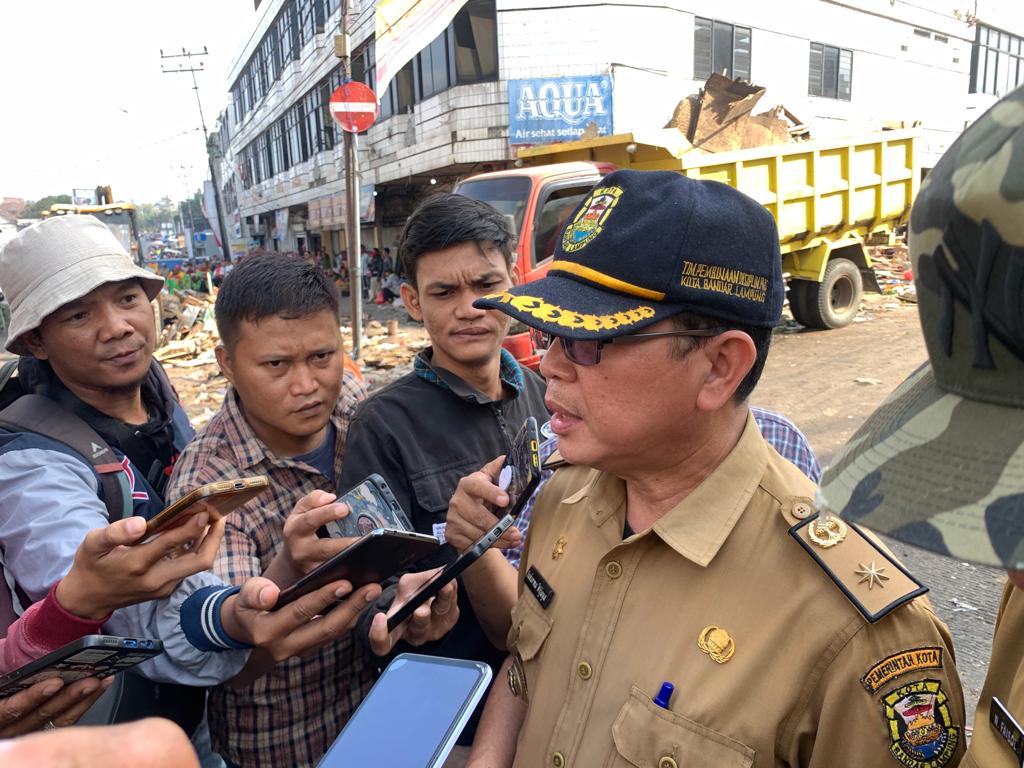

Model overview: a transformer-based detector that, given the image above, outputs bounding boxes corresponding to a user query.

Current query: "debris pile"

[155,291,219,366]
[347,320,430,371]
[664,74,810,153]
[868,243,917,303]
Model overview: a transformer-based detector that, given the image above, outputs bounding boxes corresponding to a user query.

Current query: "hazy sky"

[1,0,259,204]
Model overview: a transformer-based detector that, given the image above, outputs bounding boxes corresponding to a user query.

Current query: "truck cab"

[455,161,614,369]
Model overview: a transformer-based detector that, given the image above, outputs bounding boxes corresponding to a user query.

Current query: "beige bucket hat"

[0,214,164,355]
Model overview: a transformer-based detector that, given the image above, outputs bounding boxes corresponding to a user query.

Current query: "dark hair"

[670,312,772,403]
[215,253,340,349]
[398,193,516,285]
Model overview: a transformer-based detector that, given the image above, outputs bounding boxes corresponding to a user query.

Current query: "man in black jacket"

[341,194,548,748]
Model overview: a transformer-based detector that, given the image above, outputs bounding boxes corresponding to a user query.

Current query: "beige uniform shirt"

[508,415,965,768]
[963,582,1024,767]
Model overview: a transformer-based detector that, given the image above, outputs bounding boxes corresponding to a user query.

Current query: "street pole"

[336,3,363,359]
[160,47,234,262]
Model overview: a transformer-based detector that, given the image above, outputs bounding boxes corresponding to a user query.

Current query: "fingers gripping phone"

[145,476,270,537]
[0,636,163,700]
[274,529,441,611]
[385,418,542,633]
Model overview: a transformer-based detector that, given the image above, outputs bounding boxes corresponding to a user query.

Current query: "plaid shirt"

[506,407,822,570]
[167,368,368,768]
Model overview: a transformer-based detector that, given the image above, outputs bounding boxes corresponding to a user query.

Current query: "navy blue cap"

[474,169,783,339]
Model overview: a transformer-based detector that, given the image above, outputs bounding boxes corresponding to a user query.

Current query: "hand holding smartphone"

[145,476,270,538]
[384,417,542,633]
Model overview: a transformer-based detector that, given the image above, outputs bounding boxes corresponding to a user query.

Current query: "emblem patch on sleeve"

[883,680,960,768]
[861,647,944,694]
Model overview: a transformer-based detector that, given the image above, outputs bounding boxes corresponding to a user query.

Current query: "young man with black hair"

[168,254,458,767]
[339,194,550,750]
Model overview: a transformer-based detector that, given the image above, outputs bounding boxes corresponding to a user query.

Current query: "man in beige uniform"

[820,84,1024,767]
[463,169,965,768]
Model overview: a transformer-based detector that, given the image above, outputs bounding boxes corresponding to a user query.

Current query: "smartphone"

[495,417,542,519]
[318,474,414,539]
[0,635,163,700]
[145,476,270,537]
[274,528,441,611]
[317,654,492,768]
[384,418,542,632]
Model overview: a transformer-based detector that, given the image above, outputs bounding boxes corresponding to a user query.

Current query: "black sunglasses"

[530,327,725,366]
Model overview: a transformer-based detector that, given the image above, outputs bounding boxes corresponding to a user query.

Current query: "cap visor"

[474,275,682,341]
[820,363,1024,569]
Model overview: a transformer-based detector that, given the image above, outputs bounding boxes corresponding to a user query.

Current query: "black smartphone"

[318,474,415,539]
[274,528,441,611]
[0,635,163,700]
[384,417,543,633]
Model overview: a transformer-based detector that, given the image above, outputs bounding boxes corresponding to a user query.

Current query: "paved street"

[756,302,1003,726]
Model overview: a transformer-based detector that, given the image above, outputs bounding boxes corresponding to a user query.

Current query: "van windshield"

[454,177,531,237]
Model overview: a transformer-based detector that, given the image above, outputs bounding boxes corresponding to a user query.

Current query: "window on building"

[694,17,751,81]
[971,24,1024,96]
[270,119,289,175]
[453,0,498,82]
[285,103,309,165]
[254,133,269,184]
[418,31,452,99]
[304,88,325,154]
[808,43,852,100]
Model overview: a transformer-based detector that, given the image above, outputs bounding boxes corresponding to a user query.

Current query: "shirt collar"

[221,387,349,471]
[565,412,768,567]
[413,347,525,403]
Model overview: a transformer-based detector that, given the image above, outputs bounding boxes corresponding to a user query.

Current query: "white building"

[214,0,1024,256]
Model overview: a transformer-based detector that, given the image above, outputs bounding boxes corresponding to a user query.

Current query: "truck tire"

[788,258,863,329]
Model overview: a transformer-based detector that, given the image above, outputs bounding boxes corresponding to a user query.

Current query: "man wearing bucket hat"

[819,84,1024,768]
[461,170,965,768]
[0,216,395,734]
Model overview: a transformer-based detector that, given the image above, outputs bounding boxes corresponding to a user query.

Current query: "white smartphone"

[317,653,493,768]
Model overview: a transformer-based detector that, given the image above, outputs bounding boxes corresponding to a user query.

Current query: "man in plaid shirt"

[169,255,459,767]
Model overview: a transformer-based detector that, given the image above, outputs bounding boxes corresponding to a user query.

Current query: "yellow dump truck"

[457,128,918,339]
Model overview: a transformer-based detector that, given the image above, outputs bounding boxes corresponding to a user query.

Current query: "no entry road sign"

[329,81,379,133]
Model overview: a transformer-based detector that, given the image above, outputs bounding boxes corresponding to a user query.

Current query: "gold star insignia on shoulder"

[855,561,891,590]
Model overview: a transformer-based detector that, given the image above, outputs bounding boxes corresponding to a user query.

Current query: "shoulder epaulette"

[783,500,928,623]
[541,450,570,471]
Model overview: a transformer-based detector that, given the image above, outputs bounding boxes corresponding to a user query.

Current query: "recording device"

[273,528,440,611]
[145,476,270,537]
[0,635,163,700]
[318,474,414,539]
[384,417,542,633]
[316,654,492,768]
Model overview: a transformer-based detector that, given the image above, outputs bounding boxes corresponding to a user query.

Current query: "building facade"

[213,0,1024,257]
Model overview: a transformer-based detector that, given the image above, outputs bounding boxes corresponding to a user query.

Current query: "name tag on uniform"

[525,566,555,609]
[991,696,1024,765]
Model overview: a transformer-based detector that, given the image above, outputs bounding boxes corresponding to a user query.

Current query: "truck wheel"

[789,258,863,329]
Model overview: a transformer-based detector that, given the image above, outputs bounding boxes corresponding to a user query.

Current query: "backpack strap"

[0,359,18,392]
[0,394,131,522]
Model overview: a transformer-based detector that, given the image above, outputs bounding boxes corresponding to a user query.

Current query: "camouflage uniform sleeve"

[786,598,966,768]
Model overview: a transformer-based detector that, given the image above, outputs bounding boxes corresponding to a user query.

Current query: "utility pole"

[334,3,363,359]
[160,47,234,262]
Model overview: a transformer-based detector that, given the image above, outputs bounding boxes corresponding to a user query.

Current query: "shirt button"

[659,758,678,768]
[552,752,566,768]
[605,561,623,579]
[793,501,813,519]
[577,661,593,680]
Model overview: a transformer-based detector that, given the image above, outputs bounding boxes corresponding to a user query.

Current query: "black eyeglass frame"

[531,327,727,366]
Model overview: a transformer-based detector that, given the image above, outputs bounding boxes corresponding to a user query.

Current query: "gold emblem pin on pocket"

[698,626,735,664]
[551,535,568,560]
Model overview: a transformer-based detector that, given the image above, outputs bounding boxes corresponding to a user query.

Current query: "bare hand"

[0,717,198,768]
[274,491,358,583]
[445,456,522,552]
[0,675,113,738]
[368,569,460,656]
[55,515,226,620]
[221,576,381,663]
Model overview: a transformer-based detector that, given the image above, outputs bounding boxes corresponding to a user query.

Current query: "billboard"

[508,75,613,146]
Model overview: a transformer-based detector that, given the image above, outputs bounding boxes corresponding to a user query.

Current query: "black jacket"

[343,348,548,740]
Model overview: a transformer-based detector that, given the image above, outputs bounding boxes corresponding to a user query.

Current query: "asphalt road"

[755,301,1003,727]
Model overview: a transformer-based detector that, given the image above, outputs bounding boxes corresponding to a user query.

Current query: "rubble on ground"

[155,290,219,365]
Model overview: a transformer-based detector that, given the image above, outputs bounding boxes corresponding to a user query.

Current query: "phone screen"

[321,475,414,539]
[317,655,491,768]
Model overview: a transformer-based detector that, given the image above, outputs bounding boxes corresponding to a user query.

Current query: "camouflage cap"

[819,84,1024,570]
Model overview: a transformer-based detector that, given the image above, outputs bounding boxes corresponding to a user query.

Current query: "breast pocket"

[409,458,480,524]
[606,686,755,768]
[509,596,554,661]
